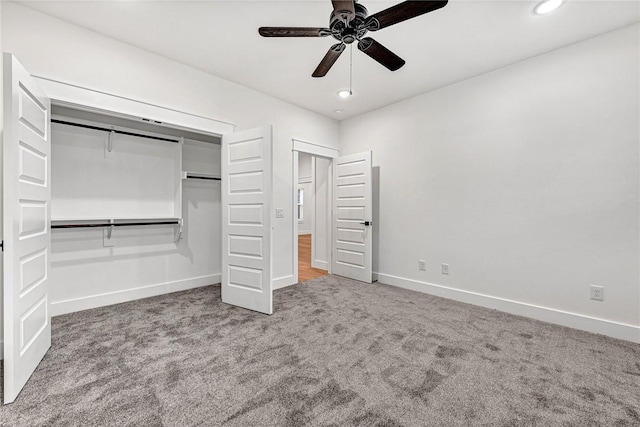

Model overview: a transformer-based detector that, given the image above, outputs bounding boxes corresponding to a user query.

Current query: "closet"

[3,54,274,403]
[48,106,223,316]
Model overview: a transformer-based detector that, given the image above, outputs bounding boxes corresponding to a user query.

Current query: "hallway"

[298,234,328,282]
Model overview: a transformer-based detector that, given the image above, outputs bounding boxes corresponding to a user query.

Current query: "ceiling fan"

[258,0,448,78]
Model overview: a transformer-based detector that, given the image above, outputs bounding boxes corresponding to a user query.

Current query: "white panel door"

[221,126,273,314]
[332,151,372,283]
[3,54,52,404]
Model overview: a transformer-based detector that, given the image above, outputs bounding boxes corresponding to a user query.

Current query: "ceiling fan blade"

[312,43,346,78]
[332,0,356,23]
[357,37,405,71]
[258,27,331,37]
[366,1,448,31]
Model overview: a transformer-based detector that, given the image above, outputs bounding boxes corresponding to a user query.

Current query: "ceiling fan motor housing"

[330,3,369,44]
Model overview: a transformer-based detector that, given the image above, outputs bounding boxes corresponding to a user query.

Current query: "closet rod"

[52,221,180,229]
[186,176,221,181]
[52,119,180,143]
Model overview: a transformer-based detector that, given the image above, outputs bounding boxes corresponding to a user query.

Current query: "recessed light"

[334,109,343,114]
[337,90,352,98]
[534,0,564,15]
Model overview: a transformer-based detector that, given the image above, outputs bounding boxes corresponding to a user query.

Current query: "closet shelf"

[181,171,221,181]
[51,217,182,229]
[51,218,184,242]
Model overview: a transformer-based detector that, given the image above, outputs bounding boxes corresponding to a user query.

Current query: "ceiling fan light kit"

[258,0,449,78]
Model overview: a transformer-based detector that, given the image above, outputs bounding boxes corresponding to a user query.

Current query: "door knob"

[360,221,372,226]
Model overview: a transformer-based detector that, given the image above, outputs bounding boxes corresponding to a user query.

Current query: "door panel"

[221,126,273,314]
[3,53,52,404]
[331,151,372,283]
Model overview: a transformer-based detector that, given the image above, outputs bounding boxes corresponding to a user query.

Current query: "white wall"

[1,3,339,315]
[298,152,313,180]
[313,156,331,270]
[298,182,314,235]
[298,153,313,235]
[340,24,640,342]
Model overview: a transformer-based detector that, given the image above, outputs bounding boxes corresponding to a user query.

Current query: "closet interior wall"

[49,106,222,315]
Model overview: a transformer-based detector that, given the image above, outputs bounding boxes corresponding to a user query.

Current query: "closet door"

[221,126,273,314]
[2,54,52,403]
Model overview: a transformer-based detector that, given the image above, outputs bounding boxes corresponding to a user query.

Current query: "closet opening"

[48,104,223,317]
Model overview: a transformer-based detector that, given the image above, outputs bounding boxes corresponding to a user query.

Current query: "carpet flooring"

[1,275,639,426]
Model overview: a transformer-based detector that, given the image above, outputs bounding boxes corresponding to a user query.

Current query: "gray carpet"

[1,275,639,426]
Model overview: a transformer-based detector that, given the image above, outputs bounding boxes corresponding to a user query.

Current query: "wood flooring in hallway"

[298,234,328,282]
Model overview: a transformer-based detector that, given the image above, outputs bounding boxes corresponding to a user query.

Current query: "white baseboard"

[273,275,296,290]
[375,272,640,344]
[312,260,329,270]
[50,274,221,317]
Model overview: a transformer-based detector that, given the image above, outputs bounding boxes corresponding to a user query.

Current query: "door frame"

[32,76,234,136]
[291,139,339,284]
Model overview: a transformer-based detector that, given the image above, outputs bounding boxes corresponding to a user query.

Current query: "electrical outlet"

[441,263,449,275]
[418,260,426,271]
[275,209,285,218]
[590,285,604,301]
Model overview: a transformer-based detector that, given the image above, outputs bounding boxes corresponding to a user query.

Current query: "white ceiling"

[19,0,640,120]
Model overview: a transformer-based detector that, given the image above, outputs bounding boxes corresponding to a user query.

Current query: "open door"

[331,151,372,283]
[221,126,273,314]
[3,53,52,403]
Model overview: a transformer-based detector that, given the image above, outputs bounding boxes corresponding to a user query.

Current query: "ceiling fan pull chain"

[349,44,353,95]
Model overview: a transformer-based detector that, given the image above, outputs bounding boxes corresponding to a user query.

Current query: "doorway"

[292,139,339,284]
[292,140,374,285]
[297,153,329,282]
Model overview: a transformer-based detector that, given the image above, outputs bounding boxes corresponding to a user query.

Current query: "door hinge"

[1,240,4,252]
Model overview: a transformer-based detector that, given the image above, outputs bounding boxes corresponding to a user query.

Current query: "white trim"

[34,76,235,136]
[310,156,331,272]
[326,162,333,275]
[273,275,296,290]
[312,260,329,270]
[0,340,3,360]
[292,138,339,159]
[292,152,299,283]
[309,158,316,266]
[50,274,220,317]
[375,272,640,344]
